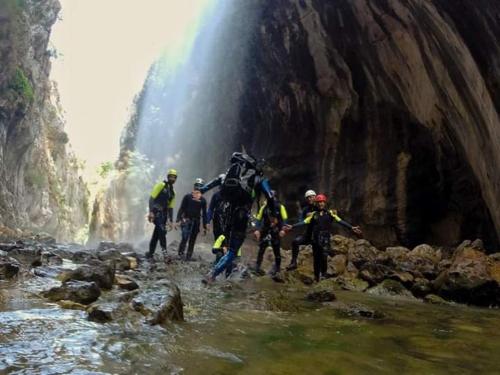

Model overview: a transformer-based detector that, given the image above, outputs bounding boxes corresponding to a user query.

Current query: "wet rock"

[388,271,414,287]
[33,233,57,245]
[471,239,484,251]
[336,276,369,292]
[125,256,138,270]
[423,294,452,305]
[8,247,42,267]
[0,256,20,279]
[306,289,336,302]
[328,254,347,276]
[97,249,131,270]
[489,253,500,262]
[284,270,314,285]
[328,301,385,319]
[87,303,117,323]
[331,235,354,254]
[385,246,410,262]
[97,241,135,253]
[41,251,63,266]
[434,246,500,306]
[367,280,414,298]
[61,261,115,290]
[117,289,140,302]
[359,263,392,286]
[33,266,71,279]
[132,280,184,324]
[71,250,98,264]
[57,300,87,310]
[411,278,433,298]
[115,274,139,291]
[43,281,101,305]
[409,244,442,264]
[348,240,379,268]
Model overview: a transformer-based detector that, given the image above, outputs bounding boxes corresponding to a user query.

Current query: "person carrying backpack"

[201,152,277,284]
[147,169,177,259]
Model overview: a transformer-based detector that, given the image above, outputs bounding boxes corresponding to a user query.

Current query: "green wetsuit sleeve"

[280,204,288,223]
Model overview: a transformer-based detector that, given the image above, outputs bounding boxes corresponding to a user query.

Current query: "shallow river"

[1,248,500,374]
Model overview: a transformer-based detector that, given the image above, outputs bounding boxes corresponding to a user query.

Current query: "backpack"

[221,153,260,202]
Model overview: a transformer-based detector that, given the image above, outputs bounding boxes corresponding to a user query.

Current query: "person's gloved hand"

[147,212,155,223]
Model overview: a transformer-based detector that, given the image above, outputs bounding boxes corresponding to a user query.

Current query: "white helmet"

[304,190,316,198]
[194,178,205,186]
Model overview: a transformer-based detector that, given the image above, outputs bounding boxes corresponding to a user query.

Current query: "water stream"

[2,245,500,374]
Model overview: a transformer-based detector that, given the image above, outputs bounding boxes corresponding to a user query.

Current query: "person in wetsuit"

[286,189,317,271]
[176,179,208,261]
[200,152,277,284]
[147,169,177,259]
[288,194,362,281]
[254,192,288,276]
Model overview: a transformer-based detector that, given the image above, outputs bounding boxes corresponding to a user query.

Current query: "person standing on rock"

[207,175,227,262]
[147,169,177,259]
[286,194,362,282]
[253,191,288,276]
[176,179,208,261]
[286,189,317,271]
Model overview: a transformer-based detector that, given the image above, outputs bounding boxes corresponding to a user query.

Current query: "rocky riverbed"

[1,232,500,373]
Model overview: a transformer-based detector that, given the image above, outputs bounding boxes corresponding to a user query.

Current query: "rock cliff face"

[235,0,500,249]
[92,0,500,250]
[0,0,88,241]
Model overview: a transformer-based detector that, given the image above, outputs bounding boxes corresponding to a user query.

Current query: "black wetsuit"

[294,208,353,281]
[288,203,316,269]
[176,193,207,260]
[148,181,175,256]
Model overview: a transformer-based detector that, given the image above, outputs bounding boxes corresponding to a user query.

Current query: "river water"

[1,246,500,374]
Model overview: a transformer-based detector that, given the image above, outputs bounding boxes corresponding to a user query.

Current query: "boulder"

[385,246,410,262]
[409,244,442,264]
[434,246,500,306]
[331,235,355,254]
[97,241,135,253]
[71,251,98,264]
[328,254,347,276]
[43,281,101,305]
[335,276,369,292]
[41,251,63,266]
[359,263,392,286]
[87,303,117,323]
[33,266,71,279]
[61,261,115,290]
[0,256,20,279]
[97,249,131,270]
[115,274,139,291]
[132,280,184,324]
[410,278,433,298]
[8,247,42,267]
[347,240,379,268]
[367,279,414,298]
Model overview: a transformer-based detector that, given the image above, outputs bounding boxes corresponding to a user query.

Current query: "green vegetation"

[10,67,34,102]
[97,161,114,179]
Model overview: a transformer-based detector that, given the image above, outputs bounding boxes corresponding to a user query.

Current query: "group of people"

[147,152,362,283]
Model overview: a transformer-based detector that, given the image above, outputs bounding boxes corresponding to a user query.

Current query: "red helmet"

[315,194,327,203]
